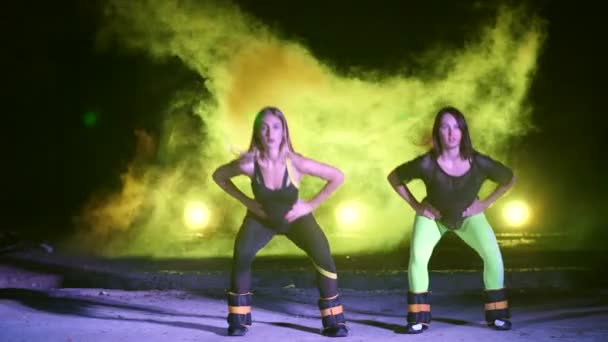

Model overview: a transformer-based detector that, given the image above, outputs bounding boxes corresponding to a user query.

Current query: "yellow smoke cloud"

[75,1,546,257]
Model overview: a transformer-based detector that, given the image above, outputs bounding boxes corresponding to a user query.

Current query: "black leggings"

[231,214,338,298]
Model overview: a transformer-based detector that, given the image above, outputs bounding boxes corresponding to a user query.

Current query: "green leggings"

[408,213,504,292]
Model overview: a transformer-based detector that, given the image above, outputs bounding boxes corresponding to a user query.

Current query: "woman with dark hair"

[212,106,348,337]
[387,106,516,334]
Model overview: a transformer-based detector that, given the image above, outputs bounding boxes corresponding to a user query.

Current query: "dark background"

[2,1,605,248]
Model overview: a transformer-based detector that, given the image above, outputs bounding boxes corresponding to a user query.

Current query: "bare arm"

[212,159,250,204]
[212,157,267,218]
[291,154,344,211]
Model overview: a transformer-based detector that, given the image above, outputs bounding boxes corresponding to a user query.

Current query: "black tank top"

[249,159,299,232]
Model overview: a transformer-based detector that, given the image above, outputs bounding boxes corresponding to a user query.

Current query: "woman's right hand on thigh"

[243,198,268,219]
[414,202,441,220]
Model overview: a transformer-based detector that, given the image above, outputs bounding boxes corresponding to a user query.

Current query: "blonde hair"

[245,106,296,161]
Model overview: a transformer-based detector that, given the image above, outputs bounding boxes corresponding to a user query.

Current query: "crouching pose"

[213,106,348,337]
[387,106,516,333]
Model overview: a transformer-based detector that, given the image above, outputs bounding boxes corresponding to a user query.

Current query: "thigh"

[454,213,500,256]
[233,216,276,258]
[410,215,445,253]
[285,215,333,263]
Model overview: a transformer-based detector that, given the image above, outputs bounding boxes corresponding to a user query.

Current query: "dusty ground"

[2,243,608,341]
[1,265,608,342]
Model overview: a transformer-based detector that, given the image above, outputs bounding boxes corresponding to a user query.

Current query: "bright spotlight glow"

[503,200,530,227]
[184,202,210,230]
[335,202,364,229]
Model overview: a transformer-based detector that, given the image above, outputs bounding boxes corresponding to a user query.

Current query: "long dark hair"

[431,106,475,160]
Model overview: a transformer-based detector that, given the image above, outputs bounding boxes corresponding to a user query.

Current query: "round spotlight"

[184,202,210,230]
[335,202,364,229]
[503,200,530,227]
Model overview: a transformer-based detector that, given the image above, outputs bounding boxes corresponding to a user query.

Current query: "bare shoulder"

[289,152,317,171]
[236,152,255,177]
[289,152,342,180]
[212,152,256,182]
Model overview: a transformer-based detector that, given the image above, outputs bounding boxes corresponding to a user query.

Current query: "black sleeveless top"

[249,159,299,232]
[394,152,514,229]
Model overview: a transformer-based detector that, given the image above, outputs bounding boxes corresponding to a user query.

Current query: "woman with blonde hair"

[213,106,348,337]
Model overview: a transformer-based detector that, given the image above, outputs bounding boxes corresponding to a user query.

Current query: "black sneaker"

[322,324,349,337]
[227,325,248,336]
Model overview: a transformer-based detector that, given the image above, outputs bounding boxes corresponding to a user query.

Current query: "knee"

[316,251,336,269]
[312,257,337,279]
[479,247,503,263]
[408,260,428,273]
[409,249,431,268]
[233,251,256,270]
[305,242,336,273]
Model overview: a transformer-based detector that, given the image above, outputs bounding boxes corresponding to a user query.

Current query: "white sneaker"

[490,319,512,331]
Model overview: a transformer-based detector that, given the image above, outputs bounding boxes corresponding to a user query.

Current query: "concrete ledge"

[2,249,606,291]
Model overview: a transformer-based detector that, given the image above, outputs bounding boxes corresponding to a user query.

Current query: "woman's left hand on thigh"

[285,200,314,223]
[462,199,487,217]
